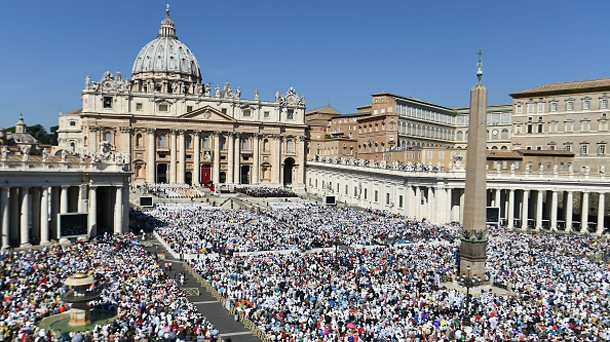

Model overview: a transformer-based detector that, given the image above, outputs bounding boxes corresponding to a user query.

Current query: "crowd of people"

[142,203,610,341]
[0,233,218,342]
[144,183,206,199]
[235,186,299,198]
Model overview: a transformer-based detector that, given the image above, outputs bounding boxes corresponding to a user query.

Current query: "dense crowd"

[0,233,218,342]
[143,204,610,341]
[235,186,299,198]
[149,205,453,255]
[144,183,206,199]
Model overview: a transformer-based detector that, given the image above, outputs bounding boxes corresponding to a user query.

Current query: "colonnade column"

[566,191,573,231]
[428,187,435,222]
[507,189,515,229]
[60,186,69,214]
[446,187,453,223]
[597,192,605,235]
[494,188,501,207]
[88,186,97,237]
[252,134,260,184]
[227,133,235,184]
[193,132,201,186]
[170,130,177,183]
[459,189,465,223]
[415,186,421,220]
[40,187,49,245]
[213,133,221,185]
[550,190,558,231]
[1,188,9,248]
[20,187,30,246]
[31,188,41,244]
[122,181,129,232]
[114,186,123,234]
[147,128,156,183]
[536,190,544,230]
[581,191,589,232]
[234,134,241,184]
[178,130,186,184]
[521,190,529,229]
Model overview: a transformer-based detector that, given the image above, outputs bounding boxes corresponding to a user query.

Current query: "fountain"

[61,273,102,326]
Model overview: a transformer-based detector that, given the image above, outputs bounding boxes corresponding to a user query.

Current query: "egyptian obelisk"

[459,50,488,279]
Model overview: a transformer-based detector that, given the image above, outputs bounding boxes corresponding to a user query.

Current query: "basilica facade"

[57,6,307,190]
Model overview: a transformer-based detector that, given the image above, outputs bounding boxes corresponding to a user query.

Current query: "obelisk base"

[459,240,488,281]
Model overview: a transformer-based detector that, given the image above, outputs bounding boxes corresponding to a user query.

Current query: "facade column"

[428,187,435,222]
[89,126,99,152]
[446,187,453,223]
[597,192,605,235]
[494,188,501,207]
[521,190,529,230]
[78,184,87,212]
[114,186,123,234]
[120,126,132,170]
[536,190,544,230]
[60,186,69,214]
[227,133,235,184]
[88,186,97,237]
[252,134,260,184]
[272,135,282,185]
[40,187,49,245]
[234,133,241,184]
[550,190,558,231]
[147,128,156,183]
[1,187,9,248]
[178,130,186,184]
[581,191,589,232]
[415,186,422,220]
[170,130,177,183]
[20,187,30,246]
[507,189,515,229]
[122,181,129,232]
[213,133,221,185]
[193,132,201,186]
[296,136,306,188]
[566,191,574,232]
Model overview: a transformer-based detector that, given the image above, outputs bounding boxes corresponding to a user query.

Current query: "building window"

[549,121,558,133]
[70,121,76,126]
[501,129,509,139]
[566,101,574,111]
[286,140,295,153]
[186,135,193,149]
[287,109,294,120]
[241,138,250,150]
[565,145,571,152]
[158,104,169,112]
[374,190,378,202]
[565,120,573,132]
[537,124,543,133]
[136,103,143,111]
[580,145,588,155]
[243,109,251,117]
[516,105,522,114]
[158,133,167,148]
[264,111,270,118]
[103,131,112,142]
[135,133,143,147]
[581,120,590,132]
[187,105,193,112]
[582,100,591,110]
[398,195,403,208]
[103,97,113,109]
[221,108,227,114]
[550,102,558,112]
[537,102,544,113]
[527,103,535,114]
[600,99,608,109]
[598,144,606,155]
[364,189,367,200]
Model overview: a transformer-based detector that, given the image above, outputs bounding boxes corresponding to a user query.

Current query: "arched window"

[186,135,193,149]
[456,131,463,141]
[135,133,143,147]
[501,129,509,140]
[242,138,250,150]
[263,139,270,151]
[203,135,211,149]
[103,131,112,143]
[286,140,295,152]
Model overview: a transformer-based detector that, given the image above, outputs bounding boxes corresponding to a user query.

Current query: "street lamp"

[457,265,481,327]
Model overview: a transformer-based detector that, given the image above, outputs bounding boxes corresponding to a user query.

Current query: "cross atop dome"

[159,3,177,39]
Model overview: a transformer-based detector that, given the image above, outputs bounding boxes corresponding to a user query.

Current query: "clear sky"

[2,0,609,130]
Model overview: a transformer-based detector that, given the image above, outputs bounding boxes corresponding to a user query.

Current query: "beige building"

[454,104,513,150]
[57,7,307,190]
[510,78,610,175]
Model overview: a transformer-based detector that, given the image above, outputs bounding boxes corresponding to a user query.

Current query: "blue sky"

[2,0,608,130]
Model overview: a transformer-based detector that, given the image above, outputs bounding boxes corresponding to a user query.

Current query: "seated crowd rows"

[142,204,610,341]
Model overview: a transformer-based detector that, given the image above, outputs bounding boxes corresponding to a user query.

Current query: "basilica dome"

[131,6,202,85]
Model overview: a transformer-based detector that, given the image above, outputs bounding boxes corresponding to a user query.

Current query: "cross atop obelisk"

[459,50,488,280]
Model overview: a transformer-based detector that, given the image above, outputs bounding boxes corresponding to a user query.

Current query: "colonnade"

[0,183,129,248]
[306,161,610,235]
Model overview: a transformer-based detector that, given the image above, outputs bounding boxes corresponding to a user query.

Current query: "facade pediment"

[179,106,237,123]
